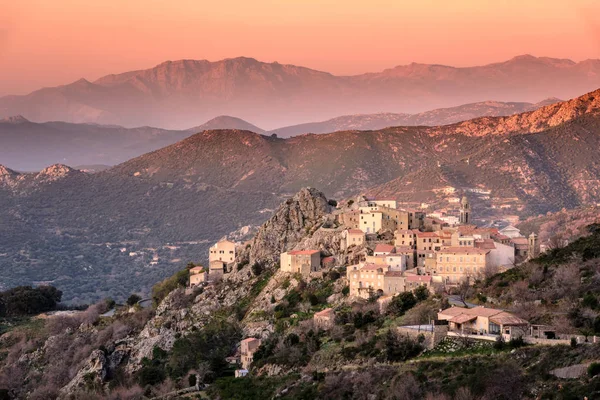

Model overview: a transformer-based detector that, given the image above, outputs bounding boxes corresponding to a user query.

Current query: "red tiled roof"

[361,263,386,271]
[374,244,395,254]
[348,229,364,234]
[289,250,320,255]
[315,308,335,317]
[417,232,439,238]
[511,237,529,245]
[394,246,414,252]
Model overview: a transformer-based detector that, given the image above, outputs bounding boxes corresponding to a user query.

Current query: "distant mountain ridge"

[1,55,598,129]
[269,98,562,137]
[0,97,562,171]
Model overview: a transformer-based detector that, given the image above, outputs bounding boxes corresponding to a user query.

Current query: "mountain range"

[0,98,560,171]
[1,88,600,302]
[1,55,598,129]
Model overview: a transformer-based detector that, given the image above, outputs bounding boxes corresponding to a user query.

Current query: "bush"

[342,286,350,296]
[126,294,142,306]
[328,200,338,207]
[138,366,166,386]
[251,263,263,276]
[151,269,189,306]
[0,285,62,317]
[414,286,429,302]
[570,337,578,348]
[387,292,417,317]
[588,362,600,377]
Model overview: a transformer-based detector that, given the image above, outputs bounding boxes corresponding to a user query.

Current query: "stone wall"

[397,325,448,350]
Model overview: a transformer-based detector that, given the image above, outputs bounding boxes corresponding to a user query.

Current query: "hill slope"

[1,55,598,129]
[1,89,600,301]
[269,98,561,137]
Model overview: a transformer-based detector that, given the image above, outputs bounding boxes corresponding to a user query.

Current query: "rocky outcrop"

[248,188,331,265]
[60,350,108,397]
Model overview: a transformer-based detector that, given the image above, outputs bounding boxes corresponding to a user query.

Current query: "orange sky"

[1,0,599,96]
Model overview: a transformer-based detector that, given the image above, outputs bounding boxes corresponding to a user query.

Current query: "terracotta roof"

[241,337,260,343]
[439,247,490,254]
[489,312,529,326]
[511,237,529,245]
[347,229,364,234]
[417,232,439,238]
[406,275,432,283]
[394,246,414,252]
[396,230,415,235]
[450,314,478,324]
[374,244,395,254]
[314,308,335,317]
[288,250,320,255]
[439,306,527,323]
[361,263,386,271]
[493,234,511,241]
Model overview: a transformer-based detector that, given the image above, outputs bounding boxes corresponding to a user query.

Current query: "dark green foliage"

[571,337,578,348]
[0,285,62,317]
[151,268,189,306]
[588,362,600,377]
[167,318,242,379]
[414,286,429,302]
[251,262,263,276]
[387,292,417,317]
[126,294,142,306]
[341,286,350,296]
[138,365,166,386]
[385,330,423,362]
[328,199,338,207]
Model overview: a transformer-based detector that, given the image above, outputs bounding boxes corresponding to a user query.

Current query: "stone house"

[209,260,226,280]
[314,308,335,330]
[240,338,262,369]
[189,266,207,287]
[345,229,365,248]
[280,250,321,276]
[438,306,529,340]
[209,239,236,264]
[432,247,490,284]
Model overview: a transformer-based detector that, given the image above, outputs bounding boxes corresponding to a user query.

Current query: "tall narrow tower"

[528,232,540,260]
[459,196,470,225]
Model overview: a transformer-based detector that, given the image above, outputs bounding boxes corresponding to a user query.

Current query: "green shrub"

[588,362,600,377]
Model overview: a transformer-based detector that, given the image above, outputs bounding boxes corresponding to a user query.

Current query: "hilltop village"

[186,193,595,380]
[194,196,540,298]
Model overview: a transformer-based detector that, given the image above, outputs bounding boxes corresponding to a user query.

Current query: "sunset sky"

[1,0,599,97]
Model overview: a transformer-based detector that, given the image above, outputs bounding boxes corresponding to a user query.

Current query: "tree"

[387,292,417,316]
[414,286,429,302]
[126,294,142,306]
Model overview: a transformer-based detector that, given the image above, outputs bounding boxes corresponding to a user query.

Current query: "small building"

[240,338,262,369]
[438,306,528,340]
[209,260,226,280]
[345,229,366,248]
[189,266,207,287]
[280,250,321,276]
[235,369,249,378]
[374,244,395,256]
[499,225,522,239]
[209,239,236,263]
[511,237,530,259]
[394,229,416,248]
[314,308,335,330]
[405,275,433,292]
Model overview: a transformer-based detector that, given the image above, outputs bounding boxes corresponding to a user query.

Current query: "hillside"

[270,98,560,137]
[0,55,598,129]
[2,188,600,400]
[1,89,600,302]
